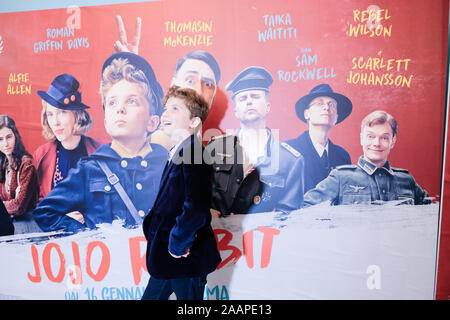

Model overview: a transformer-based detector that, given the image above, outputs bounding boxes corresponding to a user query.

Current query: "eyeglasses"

[309,99,337,110]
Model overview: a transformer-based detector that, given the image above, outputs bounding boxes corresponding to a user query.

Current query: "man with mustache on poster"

[303,110,431,206]
[113,15,221,150]
[285,84,353,193]
[206,66,304,217]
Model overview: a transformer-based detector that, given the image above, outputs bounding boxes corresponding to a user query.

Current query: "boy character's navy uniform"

[207,129,304,216]
[143,135,221,281]
[33,143,167,233]
[285,131,351,193]
[303,156,431,206]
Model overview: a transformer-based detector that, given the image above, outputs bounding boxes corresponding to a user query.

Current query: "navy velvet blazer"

[285,131,351,193]
[143,135,221,279]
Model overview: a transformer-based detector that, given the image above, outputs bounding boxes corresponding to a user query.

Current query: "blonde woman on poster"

[34,74,103,202]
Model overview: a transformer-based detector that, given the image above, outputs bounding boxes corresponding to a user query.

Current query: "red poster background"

[0,0,448,299]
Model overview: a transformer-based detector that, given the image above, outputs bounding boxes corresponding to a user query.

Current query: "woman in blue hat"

[33,74,102,223]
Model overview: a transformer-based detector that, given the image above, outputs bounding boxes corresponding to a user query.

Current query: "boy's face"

[103,79,159,142]
[160,96,199,141]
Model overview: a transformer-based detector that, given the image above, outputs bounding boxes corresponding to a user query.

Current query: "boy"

[32,52,167,233]
[142,86,221,300]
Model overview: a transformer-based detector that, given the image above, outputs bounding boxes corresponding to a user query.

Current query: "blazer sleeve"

[303,169,341,207]
[32,160,87,233]
[168,161,210,256]
[3,158,38,217]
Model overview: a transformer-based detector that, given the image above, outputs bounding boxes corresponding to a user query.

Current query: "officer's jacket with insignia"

[33,143,167,233]
[205,129,305,215]
[303,156,430,206]
[284,130,351,193]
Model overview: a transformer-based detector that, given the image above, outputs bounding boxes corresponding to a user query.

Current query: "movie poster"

[0,0,448,300]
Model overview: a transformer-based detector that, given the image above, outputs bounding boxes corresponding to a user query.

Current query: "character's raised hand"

[114,15,141,54]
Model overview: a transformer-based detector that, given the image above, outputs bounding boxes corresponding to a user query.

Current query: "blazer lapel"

[152,135,194,208]
[153,160,175,207]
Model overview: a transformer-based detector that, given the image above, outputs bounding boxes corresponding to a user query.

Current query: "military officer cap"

[226,66,273,99]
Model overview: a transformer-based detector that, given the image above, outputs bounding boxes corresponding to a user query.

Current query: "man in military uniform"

[284,84,353,193]
[303,110,430,206]
[206,66,304,216]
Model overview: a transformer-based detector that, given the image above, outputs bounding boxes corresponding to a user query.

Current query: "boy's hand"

[169,248,190,259]
[114,15,141,54]
[66,211,85,224]
[210,208,221,218]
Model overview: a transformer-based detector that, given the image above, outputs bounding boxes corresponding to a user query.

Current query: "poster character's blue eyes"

[107,99,117,108]
[184,75,196,85]
[127,98,138,106]
[204,79,214,88]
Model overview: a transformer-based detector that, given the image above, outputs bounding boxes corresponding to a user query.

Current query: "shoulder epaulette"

[209,133,233,141]
[392,167,409,173]
[336,164,357,170]
[280,142,301,158]
[207,134,233,146]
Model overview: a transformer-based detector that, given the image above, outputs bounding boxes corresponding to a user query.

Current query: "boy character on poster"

[142,86,221,300]
[206,66,304,217]
[285,84,352,193]
[32,52,167,233]
[303,110,431,206]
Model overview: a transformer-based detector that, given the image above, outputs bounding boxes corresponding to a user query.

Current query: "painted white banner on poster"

[0,203,439,300]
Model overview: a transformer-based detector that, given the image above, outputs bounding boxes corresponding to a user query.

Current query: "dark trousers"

[141,275,207,300]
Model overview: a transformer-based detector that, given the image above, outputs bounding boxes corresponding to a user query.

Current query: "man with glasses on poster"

[285,84,353,193]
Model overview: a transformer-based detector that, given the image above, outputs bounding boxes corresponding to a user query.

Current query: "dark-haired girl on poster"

[0,115,39,232]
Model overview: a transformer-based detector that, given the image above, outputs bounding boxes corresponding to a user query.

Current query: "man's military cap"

[225,66,273,99]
